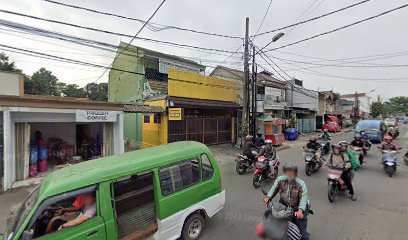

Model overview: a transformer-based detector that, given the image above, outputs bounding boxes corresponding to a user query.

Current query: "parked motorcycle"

[256,190,301,240]
[235,149,258,175]
[327,167,348,203]
[253,155,280,188]
[351,146,364,165]
[304,149,323,176]
[381,149,400,177]
[320,140,331,155]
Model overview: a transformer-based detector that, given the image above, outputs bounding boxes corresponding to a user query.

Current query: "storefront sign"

[168,108,182,121]
[76,110,117,122]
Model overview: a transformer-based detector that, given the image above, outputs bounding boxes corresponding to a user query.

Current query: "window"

[201,154,214,181]
[144,114,151,124]
[153,113,161,124]
[159,159,200,196]
[27,186,98,239]
[112,173,157,239]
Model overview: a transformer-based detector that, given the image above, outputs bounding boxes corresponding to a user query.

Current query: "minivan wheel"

[182,213,205,240]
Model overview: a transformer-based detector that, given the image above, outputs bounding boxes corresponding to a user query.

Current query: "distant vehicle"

[384,117,398,127]
[2,141,225,240]
[342,120,352,128]
[323,122,341,133]
[355,120,386,142]
[403,117,408,124]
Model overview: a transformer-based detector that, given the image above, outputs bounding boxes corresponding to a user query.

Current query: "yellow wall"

[142,100,168,148]
[168,69,238,102]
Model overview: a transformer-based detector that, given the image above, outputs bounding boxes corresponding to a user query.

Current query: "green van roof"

[39,141,210,199]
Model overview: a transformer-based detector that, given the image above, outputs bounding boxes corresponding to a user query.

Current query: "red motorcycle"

[253,155,280,188]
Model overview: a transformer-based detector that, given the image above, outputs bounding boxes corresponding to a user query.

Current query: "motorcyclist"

[243,135,258,163]
[305,136,322,164]
[350,134,364,148]
[327,144,357,201]
[339,141,360,170]
[255,133,266,147]
[319,129,332,141]
[263,162,310,240]
[380,136,398,151]
[258,139,276,160]
[360,130,372,148]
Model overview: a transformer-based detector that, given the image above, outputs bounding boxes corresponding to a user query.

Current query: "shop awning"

[123,104,163,113]
[327,115,339,122]
[169,96,240,109]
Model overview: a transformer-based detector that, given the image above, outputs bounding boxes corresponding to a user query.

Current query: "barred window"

[159,159,200,196]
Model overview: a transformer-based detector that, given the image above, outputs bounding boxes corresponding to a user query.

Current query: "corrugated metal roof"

[169,96,240,109]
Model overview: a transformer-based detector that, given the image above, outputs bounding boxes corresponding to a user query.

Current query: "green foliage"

[383,96,408,116]
[0,52,20,72]
[29,68,60,96]
[85,82,108,101]
[370,102,384,118]
[61,83,86,98]
[288,116,297,129]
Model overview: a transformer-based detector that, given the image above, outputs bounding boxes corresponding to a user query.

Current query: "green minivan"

[2,141,225,240]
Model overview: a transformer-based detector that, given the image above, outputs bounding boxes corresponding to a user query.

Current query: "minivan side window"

[201,154,214,181]
[112,173,157,239]
[159,159,200,196]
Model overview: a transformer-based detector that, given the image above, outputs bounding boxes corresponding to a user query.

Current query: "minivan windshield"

[5,187,39,240]
[356,123,379,132]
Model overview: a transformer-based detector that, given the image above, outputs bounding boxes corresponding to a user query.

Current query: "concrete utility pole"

[242,17,250,137]
[353,91,360,125]
[251,45,257,136]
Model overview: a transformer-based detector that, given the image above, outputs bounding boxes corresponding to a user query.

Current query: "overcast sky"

[1,0,407,100]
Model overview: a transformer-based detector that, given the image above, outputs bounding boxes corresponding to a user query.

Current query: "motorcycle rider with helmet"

[350,134,364,148]
[305,136,322,165]
[380,136,398,151]
[319,129,332,141]
[258,139,276,159]
[263,162,310,240]
[327,144,357,201]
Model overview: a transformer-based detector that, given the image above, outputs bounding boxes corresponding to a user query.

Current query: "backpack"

[347,151,361,169]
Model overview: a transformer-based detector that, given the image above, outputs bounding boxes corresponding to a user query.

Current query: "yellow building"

[142,69,240,148]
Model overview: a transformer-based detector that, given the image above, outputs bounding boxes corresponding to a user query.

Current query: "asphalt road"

[202,127,408,240]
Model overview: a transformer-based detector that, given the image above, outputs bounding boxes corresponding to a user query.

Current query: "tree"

[383,96,408,116]
[85,82,108,101]
[61,84,86,98]
[0,52,20,72]
[30,67,60,96]
[370,102,384,118]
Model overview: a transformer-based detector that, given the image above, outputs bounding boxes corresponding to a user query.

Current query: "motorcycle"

[381,149,400,177]
[256,189,313,240]
[327,167,349,203]
[404,151,408,165]
[253,155,280,188]
[235,149,258,175]
[304,149,323,176]
[351,146,364,165]
[319,140,331,155]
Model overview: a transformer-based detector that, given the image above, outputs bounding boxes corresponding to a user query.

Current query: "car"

[403,117,408,124]
[323,121,342,133]
[2,141,225,240]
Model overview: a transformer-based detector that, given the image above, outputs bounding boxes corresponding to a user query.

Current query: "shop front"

[0,95,125,191]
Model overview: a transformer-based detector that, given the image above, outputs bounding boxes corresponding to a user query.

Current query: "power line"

[39,0,242,39]
[95,0,167,83]
[0,44,243,90]
[286,0,327,36]
[264,4,408,52]
[0,9,238,54]
[253,0,274,38]
[253,0,371,38]
[285,0,319,36]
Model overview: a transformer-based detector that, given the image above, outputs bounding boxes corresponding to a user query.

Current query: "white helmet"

[265,139,272,144]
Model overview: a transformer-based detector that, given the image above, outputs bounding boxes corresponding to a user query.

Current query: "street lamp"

[272,32,284,42]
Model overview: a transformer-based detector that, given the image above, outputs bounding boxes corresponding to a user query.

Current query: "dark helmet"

[332,144,342,152]
[257,133,263,137]
[283,162,298,174]
[338,141,349,150]
[354,134,362,140]
[309,135,318,142]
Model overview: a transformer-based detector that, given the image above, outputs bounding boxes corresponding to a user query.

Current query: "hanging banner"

[76,110,117,122]
[168,108,182,121]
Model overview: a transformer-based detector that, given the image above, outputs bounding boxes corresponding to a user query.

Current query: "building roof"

[39,141,211,199]
[341,93,366,98]
[257,71,287,89]
[0,95,161,113]
[338,99,354,105]
[209,65,244,82]
[169,96,240,109]
[119,42,206,71]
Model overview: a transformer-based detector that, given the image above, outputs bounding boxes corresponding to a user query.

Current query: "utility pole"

[353,91,360,125]
[242,17,250,138]
[252,45,257,136]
